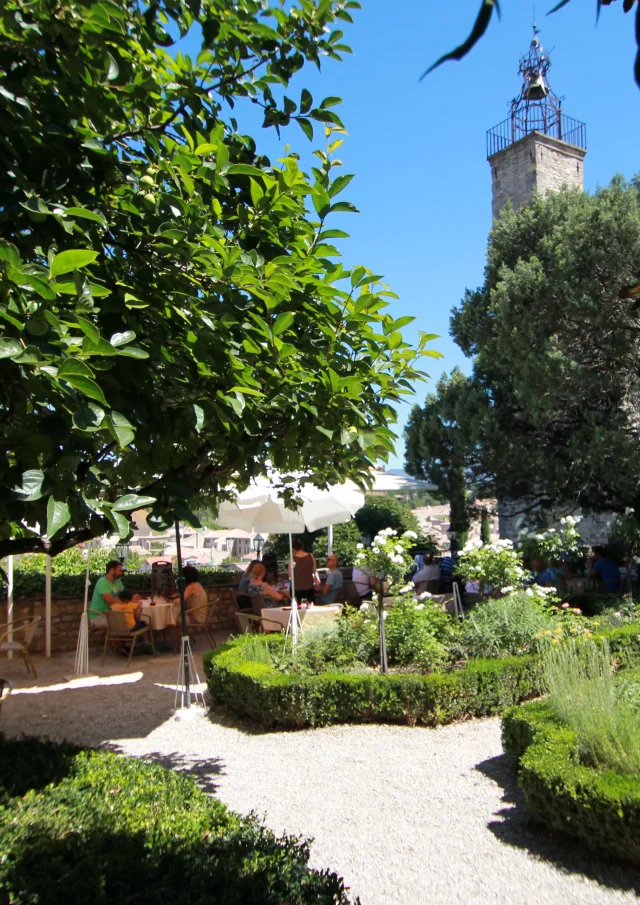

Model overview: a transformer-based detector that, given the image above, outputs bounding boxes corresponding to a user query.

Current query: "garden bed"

[203,624,640,729]
[502,693,640,866]
[0,736,355,905]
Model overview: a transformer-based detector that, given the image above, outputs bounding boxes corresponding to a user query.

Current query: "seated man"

[413,553,441,586]
[588,546,622,593]
[89,559,141,629]
[315,554,343,605]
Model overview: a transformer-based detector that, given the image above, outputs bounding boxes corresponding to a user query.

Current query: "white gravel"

[3,651,640,904]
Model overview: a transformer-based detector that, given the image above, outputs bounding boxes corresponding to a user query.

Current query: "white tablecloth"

[140,601,181,631]
[260,605,342,632]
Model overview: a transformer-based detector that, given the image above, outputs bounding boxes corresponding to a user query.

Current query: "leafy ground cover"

[0,736,356,905]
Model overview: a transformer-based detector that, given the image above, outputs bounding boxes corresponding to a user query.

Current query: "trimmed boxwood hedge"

[0,736,355,905]
[203,624,640,729]
[502,696,640,866]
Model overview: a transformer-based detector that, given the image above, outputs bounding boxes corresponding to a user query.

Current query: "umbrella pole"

[45,554,52,658]
[288,531,299,648]
[174,519,191,708]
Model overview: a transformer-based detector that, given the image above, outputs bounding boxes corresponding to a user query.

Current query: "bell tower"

[487,26,587,221]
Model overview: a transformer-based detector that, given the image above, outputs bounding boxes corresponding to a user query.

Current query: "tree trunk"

[377,587,388,674]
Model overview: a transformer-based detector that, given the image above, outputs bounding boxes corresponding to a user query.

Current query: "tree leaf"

[60,373,108,405]
[73,404,106,432]
[297,117,313,141]
[320,96,342,108]
[110,330,136,347]
[50,249,99,278]
[106,51,119,82]
[46,497,71,538]
[300,88,313,114]
[194,404,204,432]
[112,493,158,511]
[76,316,100,343]
[420,0,499,80]
[106,411,135,447]
[63,207,107,226]
[58,358,95,379]
[0,241,20,267]
[13,469,45,501]
[116,345,149,358]
[226,164,265,178]
[273,312,294,335]
[0,338,23,359]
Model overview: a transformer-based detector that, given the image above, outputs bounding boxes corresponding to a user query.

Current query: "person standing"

[588,546,622,593]
[289,538,317,603]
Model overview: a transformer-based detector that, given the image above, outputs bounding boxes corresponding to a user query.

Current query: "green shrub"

[460,592,552,658]
[543,639,640,776]
[205,633,544,728]
[206,625,640,729]
[502,695,640,866]
[383,595,454,670]
[0,737,356,905]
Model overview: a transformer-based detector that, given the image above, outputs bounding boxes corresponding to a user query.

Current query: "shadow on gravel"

[103,744,226,795]
[476,754,640,895]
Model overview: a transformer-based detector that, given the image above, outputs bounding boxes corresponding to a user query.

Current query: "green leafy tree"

[354,496,419,542]
[404,368,488,546]
[312,521,361,566]
[0,0,438,558]
[451,178,640,518]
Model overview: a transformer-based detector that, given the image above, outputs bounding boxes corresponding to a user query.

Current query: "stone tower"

[487,27,587,221]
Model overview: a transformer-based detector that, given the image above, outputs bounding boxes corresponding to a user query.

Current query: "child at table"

[111,588,144,631]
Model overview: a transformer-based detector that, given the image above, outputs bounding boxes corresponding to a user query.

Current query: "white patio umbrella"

[216,476,365,645]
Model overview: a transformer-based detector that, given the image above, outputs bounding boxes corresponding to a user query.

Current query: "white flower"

[415,604,425,610]
[395,544,404,554]
[625,508,634,516]
[359,602,370,612]
[403,530,418,539]
[372,546,380,554]
[399,584,414,595]
[535,534,544,540]
[417,591,431,601]
[525,588,533,597]
[382,611,388,620]
[356,543,363,550]
[501,586,514,593]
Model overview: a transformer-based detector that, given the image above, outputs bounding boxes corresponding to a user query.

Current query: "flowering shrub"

[518,515,582,561]
[456,538,526,591]
[354,528,417,672]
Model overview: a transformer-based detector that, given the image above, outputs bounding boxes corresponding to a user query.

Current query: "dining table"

[138,599,181,631]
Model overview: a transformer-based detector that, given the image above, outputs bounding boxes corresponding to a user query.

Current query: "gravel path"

[3,651,640,904]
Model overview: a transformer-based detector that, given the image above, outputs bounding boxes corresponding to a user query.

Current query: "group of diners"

[88,559,208,633]
[237,539,344,608]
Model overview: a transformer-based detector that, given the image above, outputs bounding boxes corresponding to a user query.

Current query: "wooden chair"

[102,611,155,667]
[0,616,41,677]
[183,600,220,650]
[234,612,284,634]
[0,677,13,717]
[342,580,363,606]
[229,588,253,613]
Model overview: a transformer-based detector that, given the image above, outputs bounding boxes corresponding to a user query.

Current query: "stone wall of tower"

[489,131,586,220]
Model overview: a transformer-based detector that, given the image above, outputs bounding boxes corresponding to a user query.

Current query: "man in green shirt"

[89,560,126,628]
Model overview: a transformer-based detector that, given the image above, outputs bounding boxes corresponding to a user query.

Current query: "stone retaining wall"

[0,582,240,654]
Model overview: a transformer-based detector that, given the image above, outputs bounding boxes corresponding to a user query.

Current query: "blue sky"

[185,1,640,468]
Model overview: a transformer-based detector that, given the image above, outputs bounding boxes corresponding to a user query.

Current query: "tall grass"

[239,635,273,666]
[543,639,640,776]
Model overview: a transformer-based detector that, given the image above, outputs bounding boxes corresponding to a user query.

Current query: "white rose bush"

[517,516,582,562]
[456,538,526,594]
[354,528,416,673]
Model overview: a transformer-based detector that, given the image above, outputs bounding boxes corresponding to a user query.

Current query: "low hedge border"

[203,624,640,729]
[502,693,640,866]
[0,736,356,905]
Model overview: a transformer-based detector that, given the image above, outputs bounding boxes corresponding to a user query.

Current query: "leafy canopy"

[0,0,439,556]
[450,177,640,516]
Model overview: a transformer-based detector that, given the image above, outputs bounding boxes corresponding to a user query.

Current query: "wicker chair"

[102,611,155,667]
[0,616,41,678]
